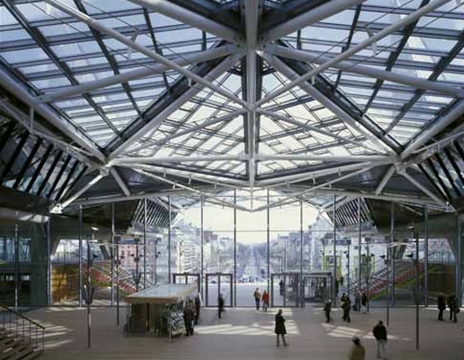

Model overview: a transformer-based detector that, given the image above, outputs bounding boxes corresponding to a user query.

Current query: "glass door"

[270,273,300,307]
[205,273,232,307]
[172,273,200,293]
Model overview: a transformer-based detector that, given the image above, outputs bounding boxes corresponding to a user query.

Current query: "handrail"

[0,303,45,330]
[0,303,45,353]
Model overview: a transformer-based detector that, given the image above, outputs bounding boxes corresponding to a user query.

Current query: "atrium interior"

[0,0,463,359]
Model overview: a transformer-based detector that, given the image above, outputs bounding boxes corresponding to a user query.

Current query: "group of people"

[323,292,368,324]
[437,293,460,322]
[253,288,270,311]
[183,294,201,336]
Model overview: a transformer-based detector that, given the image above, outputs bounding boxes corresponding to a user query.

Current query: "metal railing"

[0,303,45,353]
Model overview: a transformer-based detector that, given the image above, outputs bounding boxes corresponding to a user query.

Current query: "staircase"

[344,258,425,299]
[88,260,154,295]
[0,305,44,360]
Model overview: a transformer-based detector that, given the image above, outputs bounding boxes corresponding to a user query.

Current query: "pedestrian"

[342,297,351,323]
[183,302,194,336]
[437,293,446,321]
[361,292,369,314]
[279,279,284,296]
[194,294,201,325]
[354,290,361,312]
[218,293,225,319]
[323,299,332,323]
[348,336,365,360]
[340,275,344,287]
[262,290,269,311]
[253,287,261,310]
[447,294,459,323]
[275,309,288,347]
[373,320,388,360]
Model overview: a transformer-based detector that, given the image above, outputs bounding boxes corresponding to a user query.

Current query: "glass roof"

[0,0,463,212]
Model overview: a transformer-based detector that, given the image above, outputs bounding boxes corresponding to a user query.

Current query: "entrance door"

[302,272,332,303]
[172,273,200,293]
[270,273,300,307]
[205,273,232,307]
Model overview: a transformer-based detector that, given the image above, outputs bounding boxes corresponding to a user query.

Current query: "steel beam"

[263,55,395,154]
[261,0,367,43]
[255,167,374,211]
[257,108,370,149]
[258,154,391,163]
[53,172,107,212]
[126,109,247,154]
[0,67,105,162]
[110,168,130,196]
[401,100,464,158]
[108,54,242,158]
[266,44,464,98]
[400,168,446,206]
[112,154,246,165]
[375,165,396,195]
[40,45,240,102]
[45,0,246,109]
[128,0,242,43]
[257,0,455,107]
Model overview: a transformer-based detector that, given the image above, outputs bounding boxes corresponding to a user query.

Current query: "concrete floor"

[28,305,463,360]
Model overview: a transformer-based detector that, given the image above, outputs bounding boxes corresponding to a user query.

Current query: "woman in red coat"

[262,290,269,311]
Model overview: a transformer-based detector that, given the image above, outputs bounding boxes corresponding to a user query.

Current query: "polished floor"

[28,304,463,360]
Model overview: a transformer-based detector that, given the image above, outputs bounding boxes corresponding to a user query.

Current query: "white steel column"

[244,0,260,200]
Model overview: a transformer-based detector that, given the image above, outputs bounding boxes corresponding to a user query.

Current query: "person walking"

[437,294,446,321]
[361,293,369,314]
[373,320,388,360]
[348,337,366,360]
[253,288,262,310]
[354,290,361,312]
[218,293,225,319]
[279,280,284,296]
[194,294,201,325]
[342,297,352,323]
[275,309,288,347]
[262,290,269,311]
[183,303,194,336]
[447,294,458,323]
[323,299,332,323]
[341,292,347,303]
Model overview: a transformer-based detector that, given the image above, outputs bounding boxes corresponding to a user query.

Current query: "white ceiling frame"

[260,0,368,43]
[256,0,455,108]
[45,0,247,109]
[127,0,243,43]
[399,168,447,206]
[254,166,374,211]
[109,54,243,159]
[126,109,247,155]
[40,45,241,103]
[110,168,130,196]
[264,54,396,155]
[112,154,247,165]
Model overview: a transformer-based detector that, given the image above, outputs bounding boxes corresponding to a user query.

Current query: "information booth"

[125,284,197,338]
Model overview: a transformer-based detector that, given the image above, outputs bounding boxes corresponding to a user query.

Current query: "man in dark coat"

[342,297,351,323]
[275,309,288,346]
[361,293,369,314]
[323,299,332,323]
[183,303,194,336]
[218,293,225,319]
[447,294,458,323]
[194,294,201,324]
[437,294,446,321]
[373,320,388,360]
